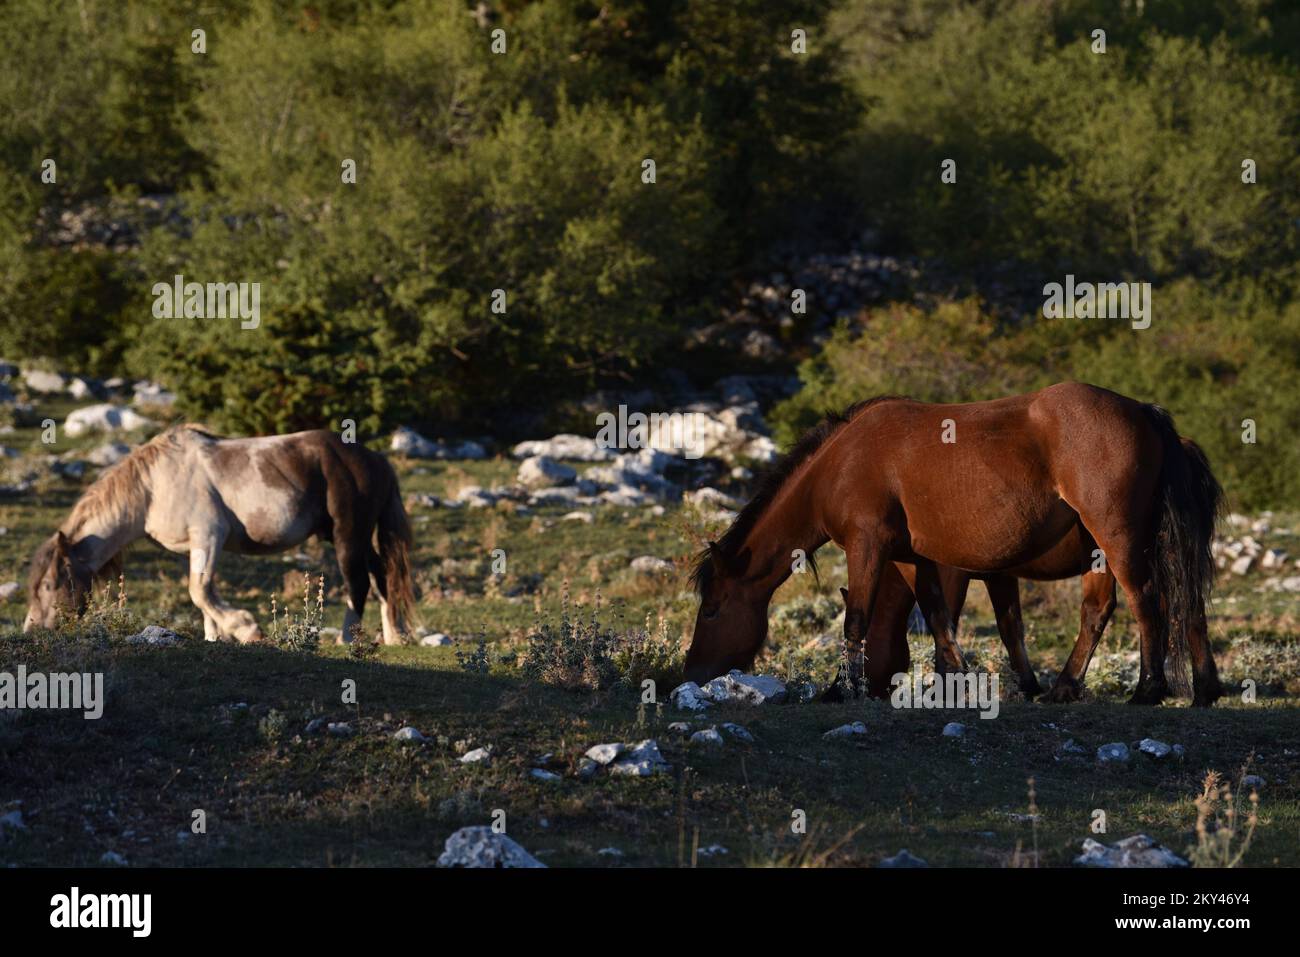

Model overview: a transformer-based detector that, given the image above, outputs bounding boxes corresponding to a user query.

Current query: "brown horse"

[685,383,1223,706]
[25,425,414,644]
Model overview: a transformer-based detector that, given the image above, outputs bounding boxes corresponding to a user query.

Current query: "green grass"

[1,400,1297,867]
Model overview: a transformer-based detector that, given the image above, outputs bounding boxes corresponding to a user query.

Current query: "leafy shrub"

[518,595,681,692]
[267,576,324,653]
[834,3,1300,281]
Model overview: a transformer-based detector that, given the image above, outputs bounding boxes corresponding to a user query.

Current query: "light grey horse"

[25,425,414,644]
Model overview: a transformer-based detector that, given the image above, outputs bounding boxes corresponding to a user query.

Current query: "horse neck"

[65,468,152,572]
[739,475,828,594]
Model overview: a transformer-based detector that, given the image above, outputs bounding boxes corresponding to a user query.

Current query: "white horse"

[25,425,414,644]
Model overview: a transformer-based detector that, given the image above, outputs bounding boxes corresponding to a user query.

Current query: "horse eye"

[702,604,720,621]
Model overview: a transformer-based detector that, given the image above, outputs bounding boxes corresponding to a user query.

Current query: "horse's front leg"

[188,535,263,644]
[838,535,891,697]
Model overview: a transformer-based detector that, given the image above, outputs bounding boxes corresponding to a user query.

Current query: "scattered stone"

[585,743,627,766]
[630,555,673,576]
[667,722,692,735]
[87,442,131,467]
[1261,548,1288,570]
[0,581,19,602]
[420,633,453,647]
[0,809,25,833]
[517,455,577,488]
[696,844,729,858]
[392,726,426,743]
[305,717,328,735]
[512,434,613,462]
[64,403,153,438]
[670,681,712,711]
[608,739,671,777]
[132,381,177,410]
[460,746,492,764]
[700,669,787,705]
[878,849,928,868]
[391,426,486,461]
[1097,742,1130,764]
[1138,738,1173,759]
[99,850,128,866]
[52,459,86,480]
[436,826,546,868]
[720,722,754,743]
[576,758,601,780]
[529,768,562,783]
[1059,739,1089,756]
[1074,835,1188,868]
[1242,774,1266,791]
[683,486,740,511]
[597,847,624,858]
[561,510,594,523]
[690,727,724,747]
[68,377,99,400]
[823,721,867,740]
[942,722,966,738]
[125,625,183,646]
[327,722,354,737]
[23,368,67,394]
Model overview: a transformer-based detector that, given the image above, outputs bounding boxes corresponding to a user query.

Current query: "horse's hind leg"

[1187,610,1223,707]
[983,575,1043,698]
[367,550,402,646]
[1087,538,1168,705]
[334,540,370,644]
[1043,570,1116,703]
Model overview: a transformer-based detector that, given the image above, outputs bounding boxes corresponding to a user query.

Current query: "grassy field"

[1,406,1298,867]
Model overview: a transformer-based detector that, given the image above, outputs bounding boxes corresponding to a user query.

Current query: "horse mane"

[61,424,221,536]
[690,396,906,594]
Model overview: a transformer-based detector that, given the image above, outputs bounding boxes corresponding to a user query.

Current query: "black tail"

[1142,405,1222,696]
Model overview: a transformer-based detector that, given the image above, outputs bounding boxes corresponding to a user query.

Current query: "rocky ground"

[1,361,1297,868]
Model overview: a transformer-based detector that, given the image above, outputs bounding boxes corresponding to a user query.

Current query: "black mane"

[689,396,905,594]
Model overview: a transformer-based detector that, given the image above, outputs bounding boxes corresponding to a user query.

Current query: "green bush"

[834,2,1300,280]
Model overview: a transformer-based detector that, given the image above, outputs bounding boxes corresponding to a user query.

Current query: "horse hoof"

[1127,684,1169,706]
[1041,682,1082,704]
[1192,676,1224,708]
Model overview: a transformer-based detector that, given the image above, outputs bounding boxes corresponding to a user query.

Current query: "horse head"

[24,531,93,631]
[683,541,771,684]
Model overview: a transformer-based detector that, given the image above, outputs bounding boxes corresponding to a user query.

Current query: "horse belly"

[225,488,321,554]
[903,495,1078,572]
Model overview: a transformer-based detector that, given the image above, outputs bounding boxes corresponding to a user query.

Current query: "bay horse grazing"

[25,426,414,645]
[686,383,1224,706]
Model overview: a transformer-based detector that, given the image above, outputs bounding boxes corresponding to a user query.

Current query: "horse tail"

[1142,405,1222,696]
[376,464,416,636]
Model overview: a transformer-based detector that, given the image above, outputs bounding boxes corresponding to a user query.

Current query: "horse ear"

[54,531,71,559]
[707,541,725,570]
[839,586,849,601]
